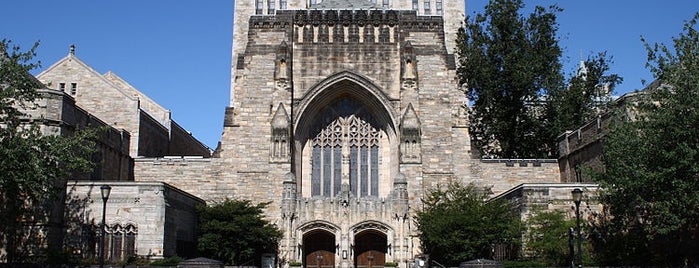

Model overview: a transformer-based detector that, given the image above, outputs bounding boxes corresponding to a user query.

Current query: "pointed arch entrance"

[303,230,335,268]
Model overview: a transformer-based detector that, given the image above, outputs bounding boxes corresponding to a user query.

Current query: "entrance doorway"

[354,231,387,268]
[303,230,335,268]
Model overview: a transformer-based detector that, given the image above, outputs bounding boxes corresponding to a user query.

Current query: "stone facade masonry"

[36,52,211,158]
[64,181,204,259]
[18,0,604,264]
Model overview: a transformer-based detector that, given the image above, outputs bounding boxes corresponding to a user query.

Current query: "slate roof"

[310,0,378,9]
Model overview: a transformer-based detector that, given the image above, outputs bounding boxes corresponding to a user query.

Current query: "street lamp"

[571,188,583,268]
[99,185,111,268]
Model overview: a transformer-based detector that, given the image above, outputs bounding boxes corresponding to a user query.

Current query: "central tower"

[220,1,468,267]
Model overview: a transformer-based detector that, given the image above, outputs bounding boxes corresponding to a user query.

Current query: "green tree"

[415,182,521,266]
[551,52,623,134]
[1,39,96,263]
[197,199,282,265]
[457,0,564,158]
[591,13,699,266]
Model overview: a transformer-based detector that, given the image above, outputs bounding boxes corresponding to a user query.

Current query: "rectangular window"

[333,146,342,196]
[59,83,66,92]
[111,234,123,261]
[350,147,358,196]
[70,83,77,95]
[424,0,431,15]
[280,0,287,9]
[370,0,376,4]
[310,0,317,5]
[383,0,389,8]
[360,146,368,197]
[436,0,442,15]
[255,0,264,14]
[412,0,418,11]
[370,146,379,196]
[125,233,135,257]
[268,0,275,14]
[323,147,331,196]
[312,146,321,196]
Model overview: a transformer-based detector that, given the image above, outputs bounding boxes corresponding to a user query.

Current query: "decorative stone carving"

[400,104,421,163]
[275,41,291,91]
[271,103,290,162]
[401,41,417,81]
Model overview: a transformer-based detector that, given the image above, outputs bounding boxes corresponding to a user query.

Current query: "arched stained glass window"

[310,99,381,198]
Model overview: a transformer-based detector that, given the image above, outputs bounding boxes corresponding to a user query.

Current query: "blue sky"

[2,1,697,149]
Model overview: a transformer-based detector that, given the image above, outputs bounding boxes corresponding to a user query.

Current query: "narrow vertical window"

[412,0,418,11]
[323,146,331,196]
[333,146,342,195]
[125,233,135,257]
[70,83,77,95]
[383,0,389,8]
[280,0,287,9]
[312,146,321,196]
[436,0,442,15]
[370,0,377,4]
[268,0,275,14]
[59,83,66,92]
[370,146,379,196]
[424,0,431,15]
[360,146,368,197]
[310,0,317,5]
[111,230,123,261]
[255,0,264,14]
[350,146,358,196]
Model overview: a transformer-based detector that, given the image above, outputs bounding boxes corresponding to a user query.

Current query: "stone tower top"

[310,0,377,9]
[228,0,465,107]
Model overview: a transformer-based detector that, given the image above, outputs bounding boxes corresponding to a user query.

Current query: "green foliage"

[150,256,184,266]
[0,39,96,263]
[383,261,399,267]
[457,0,564,158]
[288,261,303,266]
[551,52,623,134]
[415,182,521,266]
[197,199,282,265]
[524,210,575,266]
[591,13,699,266]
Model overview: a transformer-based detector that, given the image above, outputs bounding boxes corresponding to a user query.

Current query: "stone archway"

[354,230,387,268]
[303,230,336,268]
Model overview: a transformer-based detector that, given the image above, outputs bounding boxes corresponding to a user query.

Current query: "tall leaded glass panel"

[310,98,382,198]
[312,146,321,196]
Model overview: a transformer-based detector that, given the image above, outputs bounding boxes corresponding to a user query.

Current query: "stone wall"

[477,159,561,195]
[22,88,132,181]
[169,121,212,157]
[37,54,142,157]
[64,181,204,259]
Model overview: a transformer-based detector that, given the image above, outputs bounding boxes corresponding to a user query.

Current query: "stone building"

[557,80,662,182]
[133,0,567,266]
[18,0,598,266]
[36,47,212,158]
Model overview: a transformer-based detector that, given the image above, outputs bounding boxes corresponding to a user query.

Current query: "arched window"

[310,99,381,198]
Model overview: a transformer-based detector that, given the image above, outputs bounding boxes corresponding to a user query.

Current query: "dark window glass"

[312,146,321,196]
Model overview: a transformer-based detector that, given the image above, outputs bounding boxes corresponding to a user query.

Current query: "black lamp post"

[571,188,583,268]
[99,185,111,268]
[568,228,575,268]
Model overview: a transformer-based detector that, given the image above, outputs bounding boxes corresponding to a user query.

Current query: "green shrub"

[150,256,184,266]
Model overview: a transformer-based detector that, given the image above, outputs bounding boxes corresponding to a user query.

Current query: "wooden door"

[306,250,335,268]
[355,250,385,268]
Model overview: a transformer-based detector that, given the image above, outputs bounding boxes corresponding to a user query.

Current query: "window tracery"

[310,99,382,198]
